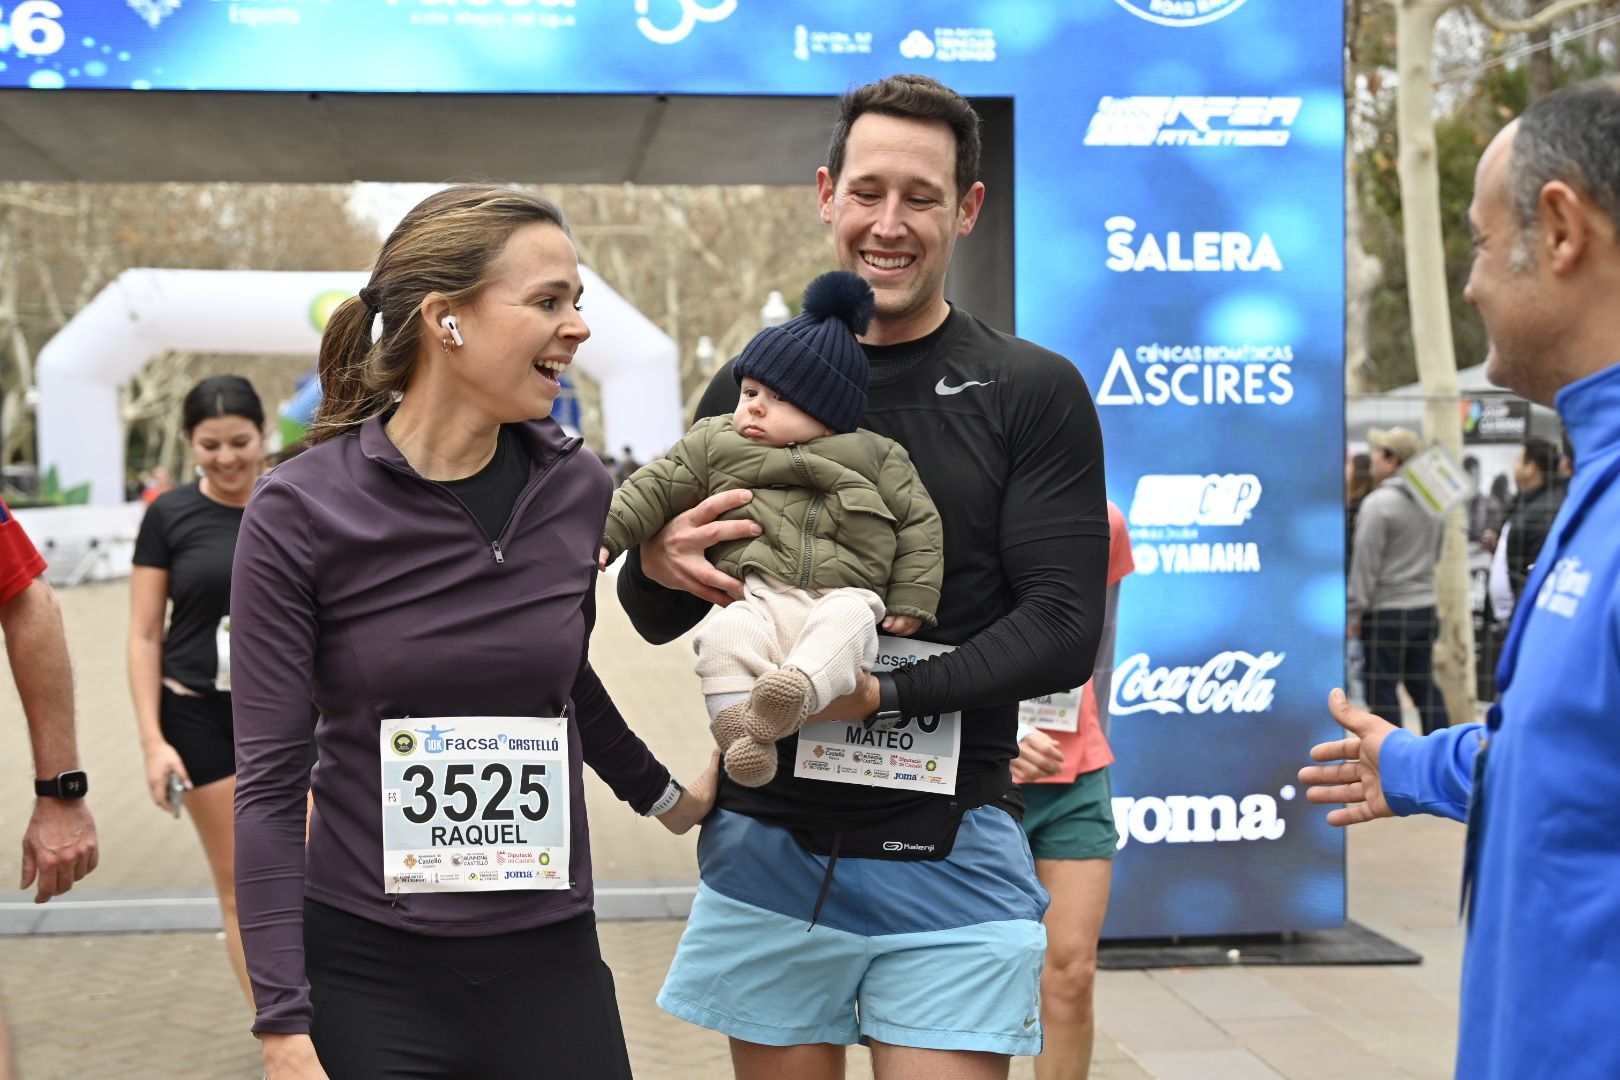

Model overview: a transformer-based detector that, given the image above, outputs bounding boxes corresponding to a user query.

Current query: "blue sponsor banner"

[4,0,1345,938]
[1051,6,1348,938]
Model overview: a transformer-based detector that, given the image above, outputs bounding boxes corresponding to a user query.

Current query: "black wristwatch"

[865,673,905,730]
[866,708,905,731]
[35,770,89,801]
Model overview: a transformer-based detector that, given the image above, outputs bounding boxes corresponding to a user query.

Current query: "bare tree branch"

[1468,0,1612,34]
[0,193,75,217]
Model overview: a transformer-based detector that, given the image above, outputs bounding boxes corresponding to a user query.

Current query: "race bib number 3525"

[378,716,570,894]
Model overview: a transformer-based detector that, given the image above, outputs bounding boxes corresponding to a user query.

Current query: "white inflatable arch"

[36,268,683,506]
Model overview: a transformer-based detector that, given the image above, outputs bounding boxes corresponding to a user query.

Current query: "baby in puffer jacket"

[599,272,943,787]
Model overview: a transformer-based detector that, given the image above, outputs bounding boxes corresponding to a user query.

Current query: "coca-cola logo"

[1111,651,1283,716]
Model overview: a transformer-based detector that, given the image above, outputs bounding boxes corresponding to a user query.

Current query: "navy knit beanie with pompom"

[733,271,875,434]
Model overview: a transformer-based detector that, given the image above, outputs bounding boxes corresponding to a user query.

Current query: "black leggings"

[304,900,633,1079]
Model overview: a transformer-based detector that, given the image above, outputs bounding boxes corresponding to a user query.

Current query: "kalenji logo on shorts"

[1129,474,1262,528]
[1085,96,1299,147]
[1111,651,1283,716]
[1112,791,1286,850]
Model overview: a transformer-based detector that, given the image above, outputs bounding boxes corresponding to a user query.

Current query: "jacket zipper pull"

[491,540,505,564]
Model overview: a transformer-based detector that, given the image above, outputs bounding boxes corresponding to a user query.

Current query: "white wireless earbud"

[441,315,464,347]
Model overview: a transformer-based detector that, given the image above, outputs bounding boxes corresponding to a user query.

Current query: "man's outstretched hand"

[1299,689,1399,827]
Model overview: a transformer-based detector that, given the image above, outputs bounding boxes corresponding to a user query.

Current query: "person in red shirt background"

[0,495,100,1075]
[1012,500,1133,1080]
[0,497,98,898]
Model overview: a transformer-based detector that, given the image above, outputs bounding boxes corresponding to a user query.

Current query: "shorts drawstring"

[808,830,843,930]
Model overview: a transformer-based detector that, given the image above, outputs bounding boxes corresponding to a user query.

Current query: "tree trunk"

[1345,0,1383,394]
[1528,26,1555,98]
[1345,162,1384,395]
[1395,0,1477,723]
[0,229,34,468]
[1528,0,1556,100]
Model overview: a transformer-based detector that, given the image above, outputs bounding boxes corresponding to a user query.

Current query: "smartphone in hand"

[166,771,185,819]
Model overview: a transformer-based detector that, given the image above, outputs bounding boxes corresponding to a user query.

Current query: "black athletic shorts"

[159,686,237,788]
[160,687,317,789]
[304,900,634,1079]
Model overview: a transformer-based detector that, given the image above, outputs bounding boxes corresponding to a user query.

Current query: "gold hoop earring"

[441,337,456,354]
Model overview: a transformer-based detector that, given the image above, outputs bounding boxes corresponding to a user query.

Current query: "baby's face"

[733,378,834,447]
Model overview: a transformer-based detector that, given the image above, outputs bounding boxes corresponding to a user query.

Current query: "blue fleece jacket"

[1379,361,1620,1079]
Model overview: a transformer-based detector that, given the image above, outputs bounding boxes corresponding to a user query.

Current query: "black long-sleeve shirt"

[619,306,1109,831]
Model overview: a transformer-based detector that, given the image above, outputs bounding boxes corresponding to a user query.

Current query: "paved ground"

[0,580,1467,1078]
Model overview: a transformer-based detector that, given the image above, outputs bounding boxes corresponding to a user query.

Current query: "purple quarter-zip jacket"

[231,414,672,1035]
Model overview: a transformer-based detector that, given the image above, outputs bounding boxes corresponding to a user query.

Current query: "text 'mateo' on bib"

[793,636,962,794]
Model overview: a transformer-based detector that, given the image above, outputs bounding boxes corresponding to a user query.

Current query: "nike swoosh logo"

[935,378,996,395]
[1023,1018,1038,1029]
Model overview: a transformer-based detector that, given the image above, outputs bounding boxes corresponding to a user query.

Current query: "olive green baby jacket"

[602,416,943,625]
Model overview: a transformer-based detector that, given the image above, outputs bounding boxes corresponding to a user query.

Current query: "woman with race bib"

[231,186,718,1080]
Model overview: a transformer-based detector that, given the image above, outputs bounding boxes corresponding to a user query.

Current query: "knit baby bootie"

[724,736,778,787]
[744,666,814,743]
[709,702,749,754]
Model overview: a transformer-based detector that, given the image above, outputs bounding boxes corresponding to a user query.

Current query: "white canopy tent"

[36,267,682,506]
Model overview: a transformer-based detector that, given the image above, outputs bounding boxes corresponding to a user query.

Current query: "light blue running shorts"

[657,804,1050,1055]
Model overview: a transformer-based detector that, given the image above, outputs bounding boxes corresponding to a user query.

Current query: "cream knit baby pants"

[693,572,886,713]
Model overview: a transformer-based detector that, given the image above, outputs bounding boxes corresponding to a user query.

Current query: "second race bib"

[1020,687,1081,733]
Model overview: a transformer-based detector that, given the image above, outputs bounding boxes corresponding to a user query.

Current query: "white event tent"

[36,267,682,508]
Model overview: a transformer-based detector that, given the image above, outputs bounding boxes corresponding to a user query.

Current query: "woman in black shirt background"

[128,374,266,1006]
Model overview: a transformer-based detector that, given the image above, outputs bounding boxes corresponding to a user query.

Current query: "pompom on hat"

[733,271,876,434]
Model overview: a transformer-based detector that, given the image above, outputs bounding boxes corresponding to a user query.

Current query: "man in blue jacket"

[1302,76,1620,1079]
